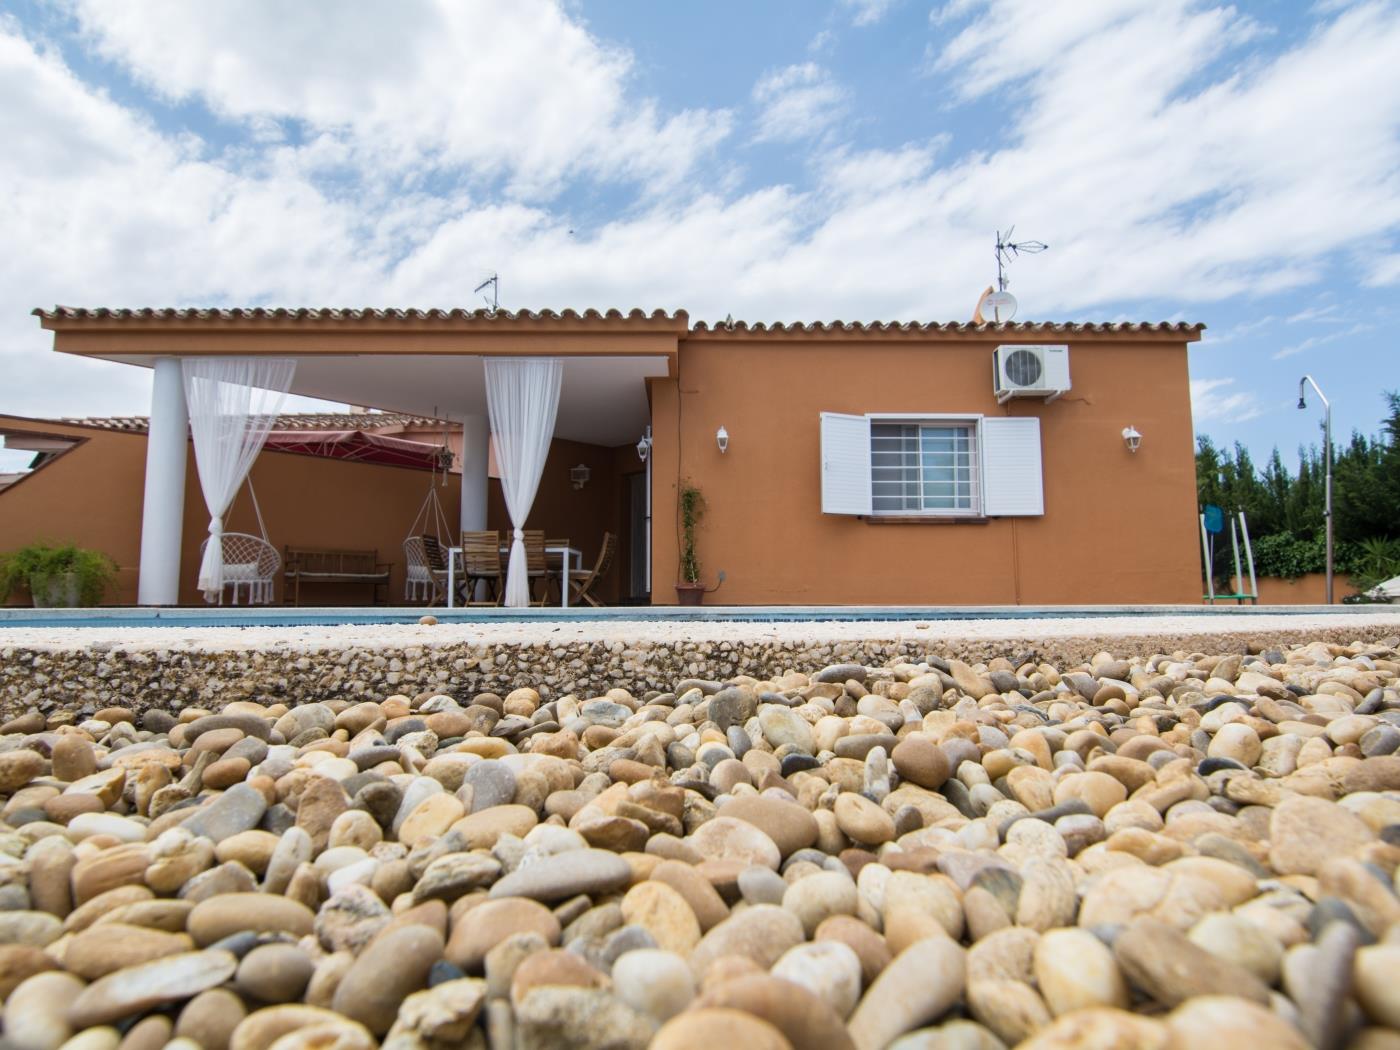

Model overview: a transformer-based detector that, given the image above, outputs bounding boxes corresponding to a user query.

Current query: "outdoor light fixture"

[570,464,591,490]
[636,430,652,462]
[716,426,729,454]
[1298,375,1334,603]
[1121,426,1142,453]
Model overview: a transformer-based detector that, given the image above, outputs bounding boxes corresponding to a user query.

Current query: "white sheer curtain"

[484,357,563,607]
[182,357,296,602]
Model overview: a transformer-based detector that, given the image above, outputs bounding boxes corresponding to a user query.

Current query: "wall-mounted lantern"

[716,426,729,454]
[570,464,591,489]
[1121,426,1142,454]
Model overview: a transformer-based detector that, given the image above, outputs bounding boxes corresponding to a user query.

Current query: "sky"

[2,0,1399,476]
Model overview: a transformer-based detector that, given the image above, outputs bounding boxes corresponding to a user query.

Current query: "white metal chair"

[199,532,280,605]
[402,535,444,603]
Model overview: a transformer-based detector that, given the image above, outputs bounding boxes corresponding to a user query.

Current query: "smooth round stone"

[1052,772,1127,818]
[651,1008,793,1050]
[611,949,696,1022]
[331,925,443,1035]
[444,897,561,972]
[235,944,314,1004]
[758,707,815,753]
[488,849,631,902]
[783,872,859,936]
[0,945,59,999]
[771,940,863,1019]
[1360,725,1400,757]
[1209,723,1262,767]
[692,973,853,1050]
[68,950,239,1028]
[739,866,789,906]
[1113,916,1270,1007]
[510,949,609,1004]
[1017,1007,1167,1049]
[226,1005,365,1050]
[63,924,192,980]
[513,987,658,1049]
[688,905,806,981]
[463,762,517,812]
[1187,913,1283,985]
[66,813,146,843]
[1033,928,1130,1015]
[4,971,86,1050]
[620,881,701,954]
[188,895,315,946]
[1166,995,1308,1050]
[848,936,966,1050]
[0,911,62,948]
[176,985,247,1050]
[719,796,819,858]
[688,817,782,870]
[1269,796,1374,876]
[51,737,97,782]
[890,735,951,789]
[834,794,896,845]
[1355,944,1400,1028]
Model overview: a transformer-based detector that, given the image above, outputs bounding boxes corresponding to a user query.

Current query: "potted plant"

[675,483,707,605]
[0,543,118,608]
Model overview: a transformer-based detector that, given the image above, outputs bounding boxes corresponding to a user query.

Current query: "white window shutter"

[982,417,1044,516]
[820,413,872,515]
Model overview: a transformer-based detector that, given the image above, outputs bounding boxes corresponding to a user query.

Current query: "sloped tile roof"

[33,306,686,324]
[687,319,1204,334]
[58,412,448,433]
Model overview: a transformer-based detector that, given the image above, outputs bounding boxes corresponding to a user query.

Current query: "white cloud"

[1191,378,1266,423]
[842,0,901,26]
[751,64,848,144]
[1366,253,1400,286]
[59,0,733,197]
[1271,322,1374,359]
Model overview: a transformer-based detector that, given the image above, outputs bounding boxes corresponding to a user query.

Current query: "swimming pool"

[0,603,1371,629]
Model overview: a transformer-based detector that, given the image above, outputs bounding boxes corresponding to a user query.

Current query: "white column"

[137,357,189,605]
[458,413,490,534]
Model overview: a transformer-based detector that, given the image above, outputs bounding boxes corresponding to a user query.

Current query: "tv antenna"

[474,273,499,313]
[995,227,1047,292]
[976,227,1048,323]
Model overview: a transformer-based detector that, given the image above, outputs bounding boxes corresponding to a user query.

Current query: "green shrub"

[0,543,118,606]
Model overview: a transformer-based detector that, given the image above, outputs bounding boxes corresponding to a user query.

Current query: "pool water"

[0,604,1359,629]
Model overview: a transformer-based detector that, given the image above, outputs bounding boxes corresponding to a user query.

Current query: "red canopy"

[263,430,451,470]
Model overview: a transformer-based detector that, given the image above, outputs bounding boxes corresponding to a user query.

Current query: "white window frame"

[867,413,985,518]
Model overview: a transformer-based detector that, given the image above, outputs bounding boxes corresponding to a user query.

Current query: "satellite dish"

[982,290,1018,322]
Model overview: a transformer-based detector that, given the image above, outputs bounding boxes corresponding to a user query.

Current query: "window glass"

[871,421,978,514]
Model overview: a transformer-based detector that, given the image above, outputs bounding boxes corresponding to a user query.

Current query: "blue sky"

[2,0,1399,475]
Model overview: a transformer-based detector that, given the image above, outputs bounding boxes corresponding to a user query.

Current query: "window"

[820,413,1043,518]
[870,421,980,515]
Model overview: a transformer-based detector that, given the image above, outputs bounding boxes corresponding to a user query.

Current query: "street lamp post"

[1297,375,1333,604]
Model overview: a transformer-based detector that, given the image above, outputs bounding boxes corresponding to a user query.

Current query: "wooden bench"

[283,547,391,606]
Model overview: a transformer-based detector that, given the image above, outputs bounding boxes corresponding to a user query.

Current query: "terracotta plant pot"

[675,582,705,606]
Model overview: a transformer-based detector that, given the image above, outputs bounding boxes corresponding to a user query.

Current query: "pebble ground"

[1,633,1399,1048]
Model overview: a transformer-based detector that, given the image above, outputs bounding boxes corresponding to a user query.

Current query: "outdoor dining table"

[444,543,583,608]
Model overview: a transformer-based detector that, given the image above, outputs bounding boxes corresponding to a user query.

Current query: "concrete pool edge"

[3,610,1398,716]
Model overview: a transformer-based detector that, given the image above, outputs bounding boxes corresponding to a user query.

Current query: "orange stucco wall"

[649,337,1201,605]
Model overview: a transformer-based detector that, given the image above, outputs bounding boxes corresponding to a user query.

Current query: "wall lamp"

[636,427,652,462]
[570,464,591,490]
[1121,426,1142,453]
[716,426,729,454]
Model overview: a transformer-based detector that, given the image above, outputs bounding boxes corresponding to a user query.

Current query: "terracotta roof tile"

[59,412,448,433]
[33,306,685,324]
[687,319,1204,334]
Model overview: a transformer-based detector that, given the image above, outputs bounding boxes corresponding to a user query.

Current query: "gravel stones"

[2,639,1400,1046]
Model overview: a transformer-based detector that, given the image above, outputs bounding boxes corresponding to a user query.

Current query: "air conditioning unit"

[993,344,1071,404]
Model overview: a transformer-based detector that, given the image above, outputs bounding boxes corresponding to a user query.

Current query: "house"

[16,306,1205,606]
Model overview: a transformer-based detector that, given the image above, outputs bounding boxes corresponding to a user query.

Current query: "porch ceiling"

[299,354,667,446]
[114,354,665,447]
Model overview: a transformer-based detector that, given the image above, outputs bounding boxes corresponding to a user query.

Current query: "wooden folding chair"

[461,531,503,606]
[523,530,548,606]
[568,532,617,607]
